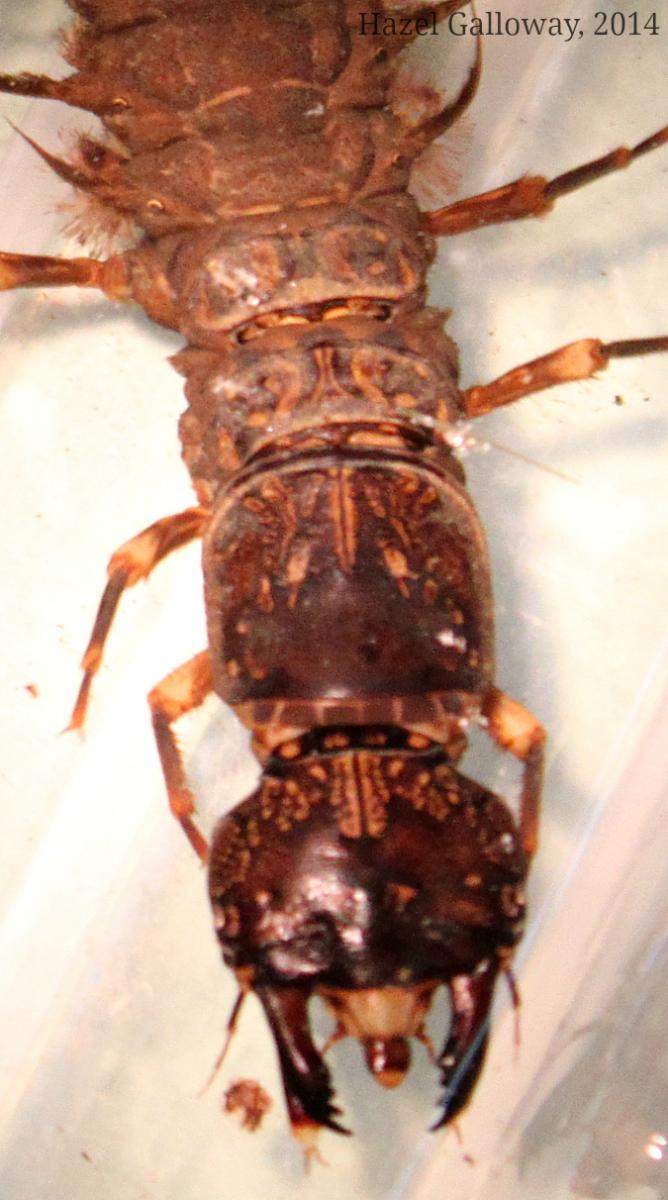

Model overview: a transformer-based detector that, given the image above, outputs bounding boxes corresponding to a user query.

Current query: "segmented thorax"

[202,448,493,739]
[66,0,491,739]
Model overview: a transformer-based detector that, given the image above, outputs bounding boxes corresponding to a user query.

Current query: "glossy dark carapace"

[2,0,666,1153]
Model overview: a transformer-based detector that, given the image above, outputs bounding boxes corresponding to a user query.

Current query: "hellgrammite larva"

[1,0,667,1156]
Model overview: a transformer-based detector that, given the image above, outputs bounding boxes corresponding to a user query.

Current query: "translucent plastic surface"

[1,3,667,1198]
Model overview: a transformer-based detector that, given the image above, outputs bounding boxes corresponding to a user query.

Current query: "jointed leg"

[148,650,214,863]
[0,246,132,299]
[423,124,668,236]
[1,250,106,292]
[462,335,668,417]
[482,688,545,859]
[68,507,209,730]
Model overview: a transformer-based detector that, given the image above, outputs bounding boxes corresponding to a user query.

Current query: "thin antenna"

[485,438,582,486]
[199,990,247,1096]
[504,967,522,1060]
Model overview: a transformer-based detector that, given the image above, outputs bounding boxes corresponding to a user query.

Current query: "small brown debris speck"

[224,1079,272,1132]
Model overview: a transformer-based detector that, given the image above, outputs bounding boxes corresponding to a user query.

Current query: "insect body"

[1,0,666,1155]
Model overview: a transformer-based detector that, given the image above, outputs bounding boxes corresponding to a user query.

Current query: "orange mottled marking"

[329,468,358,574]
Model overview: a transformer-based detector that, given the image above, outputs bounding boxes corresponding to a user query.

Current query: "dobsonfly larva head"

[207,728,527,1146]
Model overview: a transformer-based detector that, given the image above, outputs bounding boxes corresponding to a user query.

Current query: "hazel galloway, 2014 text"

[358,10,585,43]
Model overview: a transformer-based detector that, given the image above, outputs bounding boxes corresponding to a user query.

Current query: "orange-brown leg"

[68,507,209,730]
[482,688,545,859]
[148,650,214,863]
[423,124,668,236]
[0,250,106,292]
[0,247,133,303]
[462,335,668,417]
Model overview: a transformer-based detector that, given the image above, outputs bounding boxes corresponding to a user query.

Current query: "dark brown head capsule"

[207,732,527,1145]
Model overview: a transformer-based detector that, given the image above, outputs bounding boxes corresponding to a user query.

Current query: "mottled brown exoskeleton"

[1,0,666,1152]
